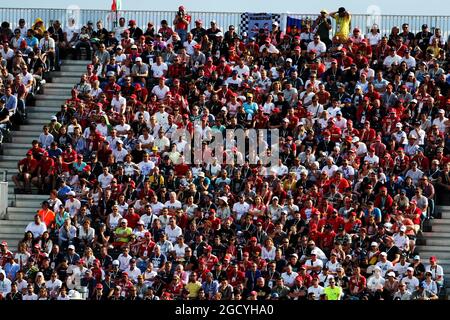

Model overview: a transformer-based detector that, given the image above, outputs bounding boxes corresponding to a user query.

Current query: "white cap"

[413,255,420,260]
[116,139,123,144]
[221,106,227,112]
[272,21,279,26]
[407,267,414,272]
[282,118,290,123]
[387,271,396,277]
[112,260,120,266]
[135,57,142,62]
[438,109,445,114]
[198,172,205,177]
[374,266,382,271]
[68,245,75,250]
[371,242,378,247]
[400,226,406,232]
[216,32,223,37]
[51,116,57,120]
[352,136,360,143]
[410,99,418,104]
[380,252,387,257]
[286,58,293,63]
[121,218,127,223]
[67,191,76,196]
[311,249,318,255]
[116,45,123,50]
[396,122,402,128]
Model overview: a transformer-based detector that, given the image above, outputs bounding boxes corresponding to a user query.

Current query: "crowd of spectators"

[0,5,449,300]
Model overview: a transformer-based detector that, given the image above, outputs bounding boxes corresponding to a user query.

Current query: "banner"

[240,13,281,37]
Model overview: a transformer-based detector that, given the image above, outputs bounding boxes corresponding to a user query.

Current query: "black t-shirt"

[0,106,9,122]
[255,285,271,300]
[385,245,401,262]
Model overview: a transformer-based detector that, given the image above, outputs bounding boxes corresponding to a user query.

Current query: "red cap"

[87,64,94,69]
[430,256,437,262]
[243,252,249,257]
[122,272,128,277]
[294,46,301,50]
[376,136,381,142]
[129,180,136,188]
[83,165,91,172]
[350,211,357,216]
[26,151,33,156]
[128,20,136,25]
[250,237,257,242]
[96,283,103,289]
[0,241,7,246]
[322,130,331,137]
[130,94,137,99]
[144,231,151,237]
[42,151,49,157]
[205,245,212,251]
[134,84,142,91]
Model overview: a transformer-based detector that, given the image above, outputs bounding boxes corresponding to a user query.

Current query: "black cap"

[338,7,346,13]
[422,24,428,29]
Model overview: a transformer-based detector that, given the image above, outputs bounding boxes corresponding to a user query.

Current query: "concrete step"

[27,106,61,113]
[0,220,30,227]
[0,155,23,161]
[0,226,27,234]
[11,130,42,137]
[0,161,17,169]
[25,119,50,125]
[61,59,90,66]
[35,100,63,107]
[9,194,49,201]
[16,124,46,131]
[3,143,31,149]
[427,225,450,233]
[58,65,86,72]
[40,88,73,96]
[34,94,70,101]
[11,200,44,209]
[429,218,450,225]
[11,136,41,144]
[2,148,28,156]
[6,213,38,221]
[423,238,450,246]
[423,232,450,238]
[45,83,76,89]
[7,207,38,214]
[51,71,84,78]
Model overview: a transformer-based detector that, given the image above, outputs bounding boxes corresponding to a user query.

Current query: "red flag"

[111,0,117,11]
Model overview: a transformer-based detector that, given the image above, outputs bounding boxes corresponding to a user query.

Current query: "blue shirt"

[1,95,17,113]
[25,36,39,48]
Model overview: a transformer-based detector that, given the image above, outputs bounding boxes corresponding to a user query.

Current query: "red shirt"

[18,157,39,174]
[38,157,55,176]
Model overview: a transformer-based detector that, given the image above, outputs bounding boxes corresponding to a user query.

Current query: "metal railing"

[1,8,450,38]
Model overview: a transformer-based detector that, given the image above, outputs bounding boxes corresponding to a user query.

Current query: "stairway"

[418,205,450,299]
[0,60,88,250]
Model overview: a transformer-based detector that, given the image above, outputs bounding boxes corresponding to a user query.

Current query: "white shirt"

[124,266,142,283]
[281,271,299,287]
[232,202,250,221]
[305,259,323,275]
[25,222,47,238]
[401,56,416,69]
[22,293,38,300]
[183,40,198,55]
[401,276,419,292]
[307,41,327,56]
[366,32,381,46]
[375,260,394,277]
[98,173,114,189]
[111,96,127,114]
[151,85,170,100]
[233,65,250,78]
[151,63,168,78]
[393,233,410,251]
[383,54,402,68]
[321,164,339,177]
[364,153,380,165]
[432,117,448,134]
[308,285,324,300]
[117,254,132,271]
[164,225,183,243]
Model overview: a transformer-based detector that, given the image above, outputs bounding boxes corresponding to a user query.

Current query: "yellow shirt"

[324,286,342,300]
[332,14,351,40]
[185,281,202,298]
[115,227,132,242]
